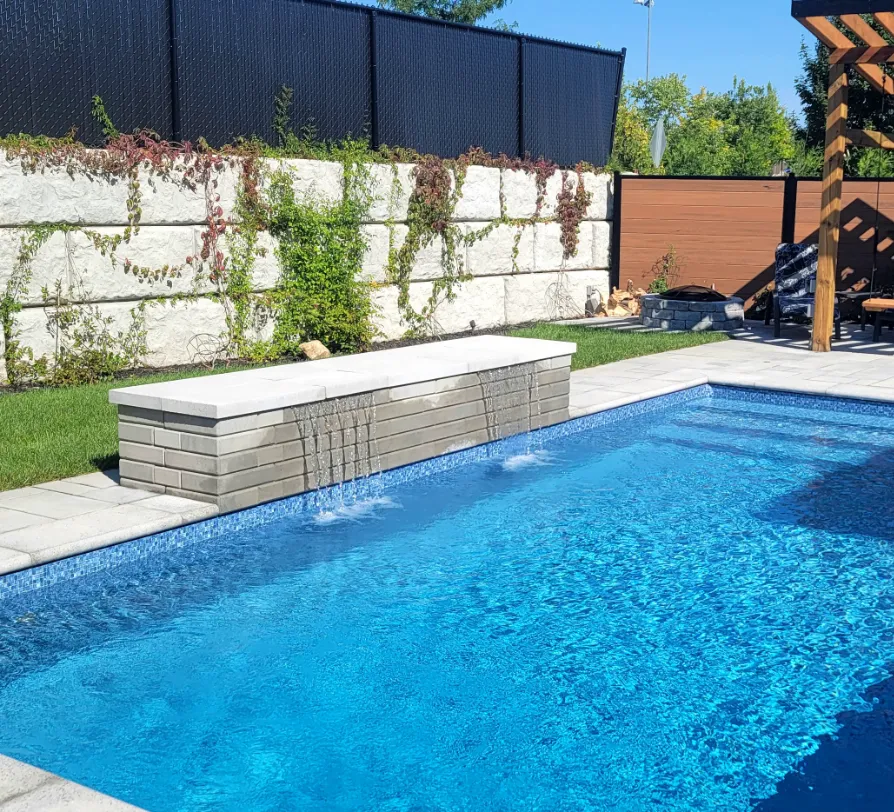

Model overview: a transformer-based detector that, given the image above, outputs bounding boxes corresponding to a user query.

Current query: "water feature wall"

[111,336,574,512]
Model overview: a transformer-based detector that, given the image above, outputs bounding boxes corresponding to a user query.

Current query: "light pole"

[633,0,654,81]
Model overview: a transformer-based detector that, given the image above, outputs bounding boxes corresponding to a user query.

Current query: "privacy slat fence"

[0,0,625,166]
[614,174,894,308]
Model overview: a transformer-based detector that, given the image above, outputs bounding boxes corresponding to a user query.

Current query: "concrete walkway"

[0,754,144,811]
[571,323,894,417]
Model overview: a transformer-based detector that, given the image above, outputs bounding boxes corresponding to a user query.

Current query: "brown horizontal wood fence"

[612,174,894,307]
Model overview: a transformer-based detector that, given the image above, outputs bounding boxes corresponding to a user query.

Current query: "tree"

[611,75,795,177]
[626,74,691,128]
[376,0,511,24]
[609,92,654,175]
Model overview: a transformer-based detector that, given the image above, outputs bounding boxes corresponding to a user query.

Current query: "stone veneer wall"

[0,157,612,381]
[640,295,745,331]
[116,357,571,512]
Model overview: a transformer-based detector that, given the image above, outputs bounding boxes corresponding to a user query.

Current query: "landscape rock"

[300,340,331,360]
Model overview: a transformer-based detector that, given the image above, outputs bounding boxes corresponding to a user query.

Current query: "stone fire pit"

[640,286,744,332]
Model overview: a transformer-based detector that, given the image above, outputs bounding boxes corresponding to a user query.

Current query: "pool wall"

[110,336,575,512]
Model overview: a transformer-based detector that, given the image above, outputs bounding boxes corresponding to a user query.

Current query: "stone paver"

[0,754,144,811]
[569,321,894,418]
[0,470,217,575]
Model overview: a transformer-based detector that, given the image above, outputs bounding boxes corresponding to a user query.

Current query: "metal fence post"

[517,37,526,158]
[167,0,181,142]
[369,10,380,149]
[610,171,622,291]
[781,174,798,244]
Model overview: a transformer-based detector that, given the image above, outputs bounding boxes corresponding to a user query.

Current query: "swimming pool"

[0,386,893,811]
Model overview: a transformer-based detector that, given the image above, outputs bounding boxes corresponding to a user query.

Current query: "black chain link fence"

[1,0,625,166]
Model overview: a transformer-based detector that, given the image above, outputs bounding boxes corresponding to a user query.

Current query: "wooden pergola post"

[813,63,848,352]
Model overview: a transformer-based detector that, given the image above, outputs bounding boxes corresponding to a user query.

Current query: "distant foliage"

[611,75,795,177]
[376,0,511,25]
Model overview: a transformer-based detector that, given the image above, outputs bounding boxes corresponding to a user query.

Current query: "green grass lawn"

[0,365,255,492]
[0,327,728,491]
[509,323,728,370]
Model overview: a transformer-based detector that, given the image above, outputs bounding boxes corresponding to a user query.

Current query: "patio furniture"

[862,298,894,342]
[767,243,841,340]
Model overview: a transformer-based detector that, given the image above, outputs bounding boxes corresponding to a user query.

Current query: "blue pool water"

[1,388,894,811]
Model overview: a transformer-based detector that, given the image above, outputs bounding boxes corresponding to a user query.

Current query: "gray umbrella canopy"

[650,114,667,169]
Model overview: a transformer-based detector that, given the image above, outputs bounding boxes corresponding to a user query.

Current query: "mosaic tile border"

[6,382,890,602]
[711,384,894,417]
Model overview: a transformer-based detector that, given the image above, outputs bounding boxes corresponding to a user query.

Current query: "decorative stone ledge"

[110,336,575,512]
[640,294,745,332]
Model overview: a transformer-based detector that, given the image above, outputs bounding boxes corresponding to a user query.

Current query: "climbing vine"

[0,94,603,386]
[265,145,376,354]
[387,155,470,335]
[556,168,592,259]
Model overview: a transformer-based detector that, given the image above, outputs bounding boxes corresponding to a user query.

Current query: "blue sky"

[357,1,810,117]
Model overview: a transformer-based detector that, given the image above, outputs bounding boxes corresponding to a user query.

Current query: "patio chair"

[765,243,841,340]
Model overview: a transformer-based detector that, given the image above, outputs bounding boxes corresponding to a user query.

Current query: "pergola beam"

[814,63,849,353]
[840,13,888,45]
[847,127,894,147]
[798,16,894,92]
[830,45,894,63]
[793,1,894,14]
[874,11,894,37]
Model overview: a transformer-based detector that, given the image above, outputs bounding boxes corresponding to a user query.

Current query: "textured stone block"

[119,441,165,465]
[366,163,415,222]
[534,221,594,271]
[0,158,130,225]
[139,162,239,225]
[360,224,401,283]
[427,276,506,334]
[581,172,613,220]
[265,159,344,205]
[503,270,609,324]
[465,223,534,276]
[249,230,281,291]
[453,166,501,221]
[501,169,539,219]
[539,170,576,219]
[118,422,154,444]
[592,221,611,269]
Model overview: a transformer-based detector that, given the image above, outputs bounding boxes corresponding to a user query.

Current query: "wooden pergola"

[792,1,894,350]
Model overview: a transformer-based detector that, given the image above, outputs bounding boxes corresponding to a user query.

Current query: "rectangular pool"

[1,387,893,811]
